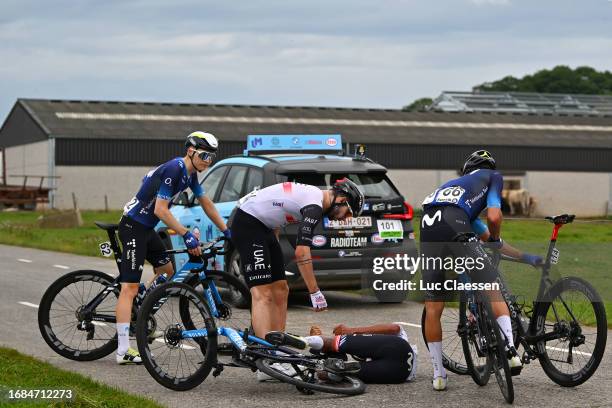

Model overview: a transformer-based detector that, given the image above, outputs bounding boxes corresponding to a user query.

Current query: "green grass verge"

[0,211,123,257]
[0,347,164,407]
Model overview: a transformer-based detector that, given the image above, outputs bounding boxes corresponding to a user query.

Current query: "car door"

[214,165,250,232]
[170,165,229,269]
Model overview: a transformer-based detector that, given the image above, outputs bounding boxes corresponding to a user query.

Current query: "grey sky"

[1,0,611,120]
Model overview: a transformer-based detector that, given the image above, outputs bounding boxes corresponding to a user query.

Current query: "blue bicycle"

[135,241,366,395]
[38,222,249,362]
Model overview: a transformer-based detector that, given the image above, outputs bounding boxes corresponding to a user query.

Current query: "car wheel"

[225,250,250,308]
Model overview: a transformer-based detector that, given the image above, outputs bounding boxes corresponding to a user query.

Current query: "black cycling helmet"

[461,149,496,175]
[331,178,365,216]
[185,131,218,152]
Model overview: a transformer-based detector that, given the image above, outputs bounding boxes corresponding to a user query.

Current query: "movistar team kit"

[119,157,203,283]
[419,168,502,298]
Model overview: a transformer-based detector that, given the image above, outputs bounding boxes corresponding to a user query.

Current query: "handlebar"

[164,236,228,256]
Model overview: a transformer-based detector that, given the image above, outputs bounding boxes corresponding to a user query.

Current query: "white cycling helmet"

[185,131,218,152]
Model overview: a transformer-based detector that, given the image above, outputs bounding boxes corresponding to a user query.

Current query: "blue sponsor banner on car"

[245,134,342,153]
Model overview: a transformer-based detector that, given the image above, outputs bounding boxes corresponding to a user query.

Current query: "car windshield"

[279,173,400,200]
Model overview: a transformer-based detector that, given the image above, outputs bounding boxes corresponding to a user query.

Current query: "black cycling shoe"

[324,358,361,374]
[265,332,308,349]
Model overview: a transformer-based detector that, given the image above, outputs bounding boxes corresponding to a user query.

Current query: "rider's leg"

[270,279,289,332]
[250,283,276,338]
[146,230,174,283]
[116,217,147,361]
[489,291,514,349]
[116,283,139,354]
[424,300,447,381]
[150,262,174,285]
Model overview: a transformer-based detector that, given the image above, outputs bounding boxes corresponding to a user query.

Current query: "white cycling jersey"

[238,182,324,229]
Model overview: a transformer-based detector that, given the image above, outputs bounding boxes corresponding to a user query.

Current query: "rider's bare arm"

[295,245,319,293]
[155,198,188,236]
[198,196,228,232]
[486,207,502,240]
[333,323,401,336]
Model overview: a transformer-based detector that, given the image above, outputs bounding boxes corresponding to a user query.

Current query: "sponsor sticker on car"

[312,235,327,247]
[330,236,368,248]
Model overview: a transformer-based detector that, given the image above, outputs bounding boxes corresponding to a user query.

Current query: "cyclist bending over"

[420,150,542,390]
[115,131,229,364]
[230,179,364,338]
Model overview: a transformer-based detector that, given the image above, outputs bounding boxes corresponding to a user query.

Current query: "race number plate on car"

[376,220,403,239]
[324,216,372,229]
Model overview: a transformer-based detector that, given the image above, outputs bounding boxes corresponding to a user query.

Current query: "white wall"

[386,169,611,217]
[525,171,610,217]
[54,166,153,210]
[4,140,50,187]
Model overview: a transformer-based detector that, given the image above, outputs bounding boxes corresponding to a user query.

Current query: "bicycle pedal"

[510,365,523,376]
[212,364,224,377]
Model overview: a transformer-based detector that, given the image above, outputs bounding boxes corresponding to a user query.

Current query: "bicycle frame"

[77,225,225,325]
[493,216,576,359]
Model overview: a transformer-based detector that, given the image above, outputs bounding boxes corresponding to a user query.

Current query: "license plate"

[376,219,403,239]
[324,216,372,229]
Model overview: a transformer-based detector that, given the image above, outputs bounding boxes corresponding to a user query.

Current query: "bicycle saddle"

[94,221,120,231]
[545,214,575,224]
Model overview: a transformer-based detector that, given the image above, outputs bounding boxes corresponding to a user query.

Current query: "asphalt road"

[0,244,610,408]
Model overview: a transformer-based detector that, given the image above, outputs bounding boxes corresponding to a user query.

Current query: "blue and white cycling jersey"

[123,158,204,228]
[422,169,503,235]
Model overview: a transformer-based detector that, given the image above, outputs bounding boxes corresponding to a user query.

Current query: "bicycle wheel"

[482,300,514,404]
[136,282,217,391]
[38,270,119,361]
[534,277,607,387]
[255,357,366,396]
[181,271,251,356]
[421,305,469,375]
[460,300,491,386]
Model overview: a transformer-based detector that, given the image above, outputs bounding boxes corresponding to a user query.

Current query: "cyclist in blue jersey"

[114,131,230,365]
[420,150,542,390]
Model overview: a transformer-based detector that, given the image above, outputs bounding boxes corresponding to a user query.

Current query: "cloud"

[468,0,510,5]
[1,0,611,119]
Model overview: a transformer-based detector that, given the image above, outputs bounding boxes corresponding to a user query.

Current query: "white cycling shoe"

[509,355,522,368]
[116,347,142,365]
[432,376,447,391]
[257,363,297,382]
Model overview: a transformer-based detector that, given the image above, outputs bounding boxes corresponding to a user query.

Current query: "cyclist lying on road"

[270,322,417,384]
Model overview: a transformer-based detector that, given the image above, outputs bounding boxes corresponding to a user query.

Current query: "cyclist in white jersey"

[230,179,364,338]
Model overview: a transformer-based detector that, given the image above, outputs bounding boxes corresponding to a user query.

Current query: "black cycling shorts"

[118,216,171,283]
[230,209,285,289]
[419,206,497,300]
[337,334,413,384]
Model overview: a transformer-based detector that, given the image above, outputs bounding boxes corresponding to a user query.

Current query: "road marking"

[53,264,70,270]
[395,321,422,328]
[546,346,592,357]
[18,301,39,309]
[154,338,195,350]
[17,258,33,263]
